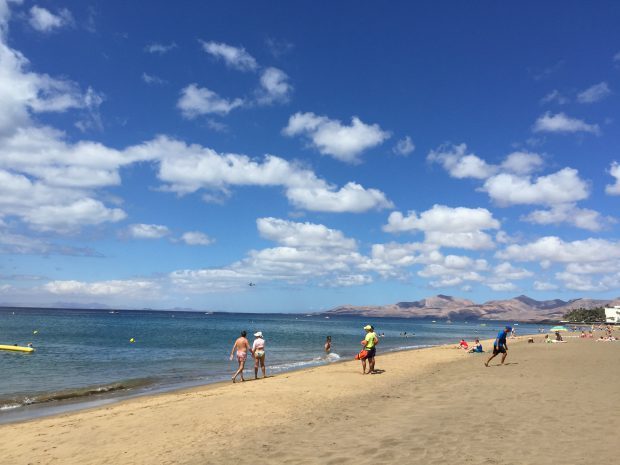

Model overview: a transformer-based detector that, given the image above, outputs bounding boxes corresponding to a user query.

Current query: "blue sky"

[1,0,620,311]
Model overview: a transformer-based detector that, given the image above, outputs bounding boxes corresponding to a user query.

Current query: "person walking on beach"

[484,326,511,367]
[252,331,266,379]
[361,325,378,374]
[230,331,252,383]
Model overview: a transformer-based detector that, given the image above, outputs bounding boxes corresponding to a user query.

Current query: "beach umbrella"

[550,326,568,332]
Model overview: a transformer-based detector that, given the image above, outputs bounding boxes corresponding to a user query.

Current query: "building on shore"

[604,306,620,324]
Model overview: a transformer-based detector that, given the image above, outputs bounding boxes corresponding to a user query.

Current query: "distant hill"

[324,294,620,322]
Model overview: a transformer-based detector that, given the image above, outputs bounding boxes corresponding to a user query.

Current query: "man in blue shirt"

[484,326,511,367]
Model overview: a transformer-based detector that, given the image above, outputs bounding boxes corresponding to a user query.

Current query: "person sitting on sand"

[325,335,332,353]
[485,326,511,367]
[543,334,552,343]
[468,338,483,353]
[555,331,563,342]
[252,332,266,379]
[361,325,378,374]
[580,331,587,338]
[459,339,469,350]
[230,331,252,383]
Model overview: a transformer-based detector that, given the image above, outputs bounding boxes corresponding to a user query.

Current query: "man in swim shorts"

[361,324,379,374]
[484,326,511,367]
[230,331,252,382]
[252,331,266,379]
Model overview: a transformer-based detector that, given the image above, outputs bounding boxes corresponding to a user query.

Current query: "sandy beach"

[1,333,619,465]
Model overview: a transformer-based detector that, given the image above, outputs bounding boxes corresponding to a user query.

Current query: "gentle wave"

[385,344,435,352]
[269,352,342,372]
[0,378,155,411]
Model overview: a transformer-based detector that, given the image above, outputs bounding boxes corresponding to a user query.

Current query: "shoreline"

[1,332,619,464]
[0,325,553,424]
[0,339,438,425]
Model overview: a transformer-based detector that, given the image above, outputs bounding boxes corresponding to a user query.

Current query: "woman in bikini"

[230,331,251,383]
[252,331,266,379]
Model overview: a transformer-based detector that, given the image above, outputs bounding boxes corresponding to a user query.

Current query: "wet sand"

[1,333,618,465]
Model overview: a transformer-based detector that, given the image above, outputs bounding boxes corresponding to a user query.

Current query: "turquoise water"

[0,307,544,421]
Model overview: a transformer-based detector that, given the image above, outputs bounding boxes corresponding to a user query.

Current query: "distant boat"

[324,316,330,319]
[431,320,436,323]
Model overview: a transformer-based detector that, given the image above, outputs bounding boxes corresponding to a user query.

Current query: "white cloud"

[554,272,607,292]
[533,112,600,134]
[265,37,294,58]
[142,72,167,85]
[256,67,292,104]
[384,205,500,250]
[359,241,438,278]
[127,223,170,239]
[323,274,372,287]
[487,282,517,292]
[534,281,558,291]
[384,204,500,233]
[0,228,100,256]
[565,262,618,275]
[492,262,533,280]
[577,82,611,103]
[28,6,73,33]
[144,42,177,54]
[422,231,496,250]
[605,162,620,195]
[177,84,244,118]
[180,231,213,246]
[419,254,485,288]
[0,169,126,232]
[286,181,393,213]
[283,112,391,163]
[428,143,596,229]
[497,236,620,264]
[427,143,497,179]
[393,136,415,156]
[257,217,356,249]
[522,203,612,231]
[44,279,158,297]
[540,89,569,105]
[482,168,589,207]
[500,151,543,175]
[23,198,125,233]
[614,51,620,64]
[125,136,393,213]
[170,218,366,291]
[0,38,103,135]
[199,40,258,72]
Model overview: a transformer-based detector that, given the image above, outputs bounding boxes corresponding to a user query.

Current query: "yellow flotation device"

[0,344,35,353]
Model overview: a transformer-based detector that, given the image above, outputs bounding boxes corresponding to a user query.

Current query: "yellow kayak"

[0,344,35,353]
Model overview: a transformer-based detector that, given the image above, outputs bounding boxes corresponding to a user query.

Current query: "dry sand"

[1,333,619,465]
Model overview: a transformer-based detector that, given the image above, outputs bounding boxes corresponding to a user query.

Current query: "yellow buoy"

[33,330,38,335]
[130,338,135,343]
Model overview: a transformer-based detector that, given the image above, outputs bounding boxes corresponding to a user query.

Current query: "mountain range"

[323,295,620,322]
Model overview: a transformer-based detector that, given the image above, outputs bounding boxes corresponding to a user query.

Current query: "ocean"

[0,307,546,423]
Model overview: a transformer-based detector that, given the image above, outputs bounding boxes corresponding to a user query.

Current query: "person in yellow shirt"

[361,325,378,374]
